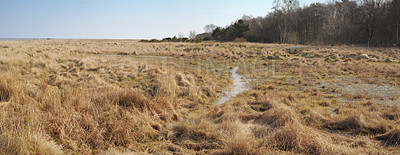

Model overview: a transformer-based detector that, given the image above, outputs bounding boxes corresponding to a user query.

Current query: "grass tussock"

[266,125,332,154]
[213,123,261,155]
[0,131,64,155]
[254,105,299,128]
[116,89,152,111]
[381,105,400,121]
[169,119,222,152]
[328,113,389,135]
[0,78,11,103]
[376,128,400,146]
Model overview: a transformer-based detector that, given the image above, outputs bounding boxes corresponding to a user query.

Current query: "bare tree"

[360,0,385,47]
[189,30,196,39]
[389,0,400,45]
[209,0,396,46]
[322,0,357,44]
[273,0,299,13]
[272,0,300,43]
[204,24,217,34]
[178,33,185,38]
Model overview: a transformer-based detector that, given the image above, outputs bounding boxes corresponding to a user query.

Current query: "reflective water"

[216,67,249,104]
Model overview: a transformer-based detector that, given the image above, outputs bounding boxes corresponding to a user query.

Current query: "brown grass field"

[1,39,400,154]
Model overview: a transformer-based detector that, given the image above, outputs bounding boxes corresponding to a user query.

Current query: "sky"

[0,0,324,39]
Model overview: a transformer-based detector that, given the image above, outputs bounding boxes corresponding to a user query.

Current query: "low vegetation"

[0,39,399,154]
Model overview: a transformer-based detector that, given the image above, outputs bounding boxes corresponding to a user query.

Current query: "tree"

[272,0,300,43]
[204,0,396,46]
[189,30,196,39]
[204,24,217,34]
[222,26,235,41]
[172,36,178,42]
[322,0,358,44]
[178,33,185,38]
[211,27,223,41]
[389,0,400,45]
[295,3,325,44]
[232,19,250,39]
[243,17,265,42]
[359,0,385,47]
[273,0,300,13]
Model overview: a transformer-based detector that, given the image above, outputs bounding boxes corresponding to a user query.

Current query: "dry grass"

[328,114,388,135]
[0,131,64,155]
[376,128,400,146]
[267,125,330,154]
[0,82,11,103]
[0,40,400,154]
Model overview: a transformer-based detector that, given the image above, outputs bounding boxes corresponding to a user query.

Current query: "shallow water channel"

[216,67,250,104]
[100,54,250,104]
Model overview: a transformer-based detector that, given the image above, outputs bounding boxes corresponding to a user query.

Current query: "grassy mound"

[328,114,388,135]
[376,128,400,146]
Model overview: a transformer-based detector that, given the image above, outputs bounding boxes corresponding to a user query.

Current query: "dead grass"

[170,120,222,151]
[376,128,400,146]
[266,125,334,154]
[0,40,400,154]
[0,78,11,103]
[116,88,152,111]
[327,111,389,135]
[381,105,400,121]
[254,105,299,128]
[0,131,64,155]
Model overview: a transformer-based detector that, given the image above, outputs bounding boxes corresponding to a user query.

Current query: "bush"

[139,39,162,43]
[234,37,246,43]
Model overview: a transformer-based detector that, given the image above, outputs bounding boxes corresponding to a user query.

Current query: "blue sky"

[0,0,323,39]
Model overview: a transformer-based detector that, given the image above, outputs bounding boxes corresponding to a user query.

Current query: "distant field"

[1,40,400,154]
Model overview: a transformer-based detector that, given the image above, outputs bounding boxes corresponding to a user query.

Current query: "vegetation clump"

[376,128,400,146]
[0,80,11,102]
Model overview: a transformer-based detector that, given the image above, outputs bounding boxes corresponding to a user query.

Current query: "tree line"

[200,0,400,47]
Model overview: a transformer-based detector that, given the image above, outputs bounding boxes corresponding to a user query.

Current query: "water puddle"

[339,84,400,104]
[313,78,400,104]
[216,67,250,104]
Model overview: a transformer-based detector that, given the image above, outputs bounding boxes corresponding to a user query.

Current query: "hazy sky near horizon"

[0,0,323,39]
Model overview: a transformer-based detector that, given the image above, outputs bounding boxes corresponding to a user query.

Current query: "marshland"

[1,40,400,154]
[2,0,400,154]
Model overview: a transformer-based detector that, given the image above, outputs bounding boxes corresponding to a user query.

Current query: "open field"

[1,40,400,154]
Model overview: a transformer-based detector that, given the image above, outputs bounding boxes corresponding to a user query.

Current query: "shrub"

[234,37,246,43]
